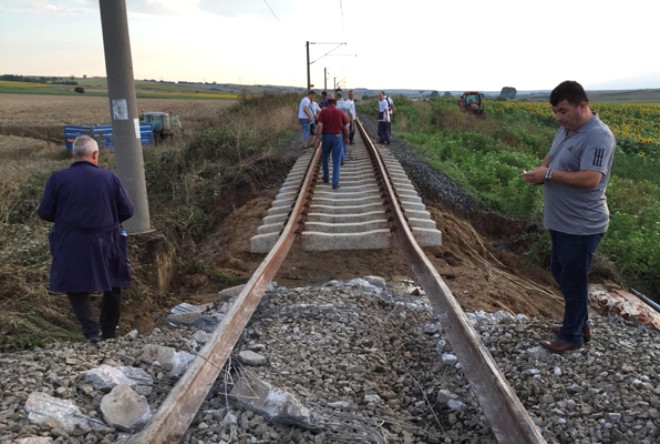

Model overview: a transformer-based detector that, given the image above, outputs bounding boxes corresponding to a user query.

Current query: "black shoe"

[87,333,102,343]
[322,178,329,183]
[341,161,345,166]
[332,184,340,189]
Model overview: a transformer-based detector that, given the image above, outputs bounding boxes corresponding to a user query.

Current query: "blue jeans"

[549,230,603,344]
[341,125,348,162]
[321,134,342,186]
[299,118,311,142]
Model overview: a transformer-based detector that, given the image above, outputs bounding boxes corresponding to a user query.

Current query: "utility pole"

[99,0,151,234]
[306,41,311,90]
[324,67,328,91]
[306,41,348,91]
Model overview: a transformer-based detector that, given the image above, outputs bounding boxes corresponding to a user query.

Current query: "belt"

[322,133,342,135]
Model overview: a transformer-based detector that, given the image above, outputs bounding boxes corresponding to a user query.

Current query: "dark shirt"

[38,161,134,292]
[317,105,348,134]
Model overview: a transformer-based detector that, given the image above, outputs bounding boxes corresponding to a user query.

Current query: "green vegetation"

[3,88,659,350]
[360,96,660,300]
[0,76,240,100]
[0,92,300,351]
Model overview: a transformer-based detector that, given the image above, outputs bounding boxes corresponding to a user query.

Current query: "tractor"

[457,91,486,119]
[139,111,182,145]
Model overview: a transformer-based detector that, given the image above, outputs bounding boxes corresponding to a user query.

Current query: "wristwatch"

[545,168,553,182]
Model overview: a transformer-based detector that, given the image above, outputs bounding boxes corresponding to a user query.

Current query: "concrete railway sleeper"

[125,120,546,443]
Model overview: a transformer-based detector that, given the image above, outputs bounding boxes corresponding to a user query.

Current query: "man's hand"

[521,167,547,185]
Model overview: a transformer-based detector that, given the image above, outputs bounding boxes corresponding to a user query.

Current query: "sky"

[1,0,658,92]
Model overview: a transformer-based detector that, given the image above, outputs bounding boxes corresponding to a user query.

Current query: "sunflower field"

[387,96,660,301]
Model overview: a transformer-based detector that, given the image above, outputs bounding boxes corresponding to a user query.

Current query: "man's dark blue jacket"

[38,161,134,293]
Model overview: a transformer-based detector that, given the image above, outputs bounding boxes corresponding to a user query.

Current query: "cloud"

[0,0,96,14]
[124,0,294,19]
[587,71,660,91]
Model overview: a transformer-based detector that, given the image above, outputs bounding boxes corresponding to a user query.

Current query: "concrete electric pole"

[99,0,151,234]
[306,41,348,91]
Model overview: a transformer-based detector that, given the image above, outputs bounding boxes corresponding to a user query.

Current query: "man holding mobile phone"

[522,81,615,354]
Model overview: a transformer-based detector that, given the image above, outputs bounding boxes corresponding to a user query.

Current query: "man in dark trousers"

[522,81,615,354]
[315,97,349,189]
[38,135,134,342]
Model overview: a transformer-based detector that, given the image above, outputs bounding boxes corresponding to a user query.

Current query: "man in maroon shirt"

[315,98,349,189]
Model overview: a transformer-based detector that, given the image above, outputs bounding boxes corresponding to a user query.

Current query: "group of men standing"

[298,89,397,189]
[377,91,395,145]
[298,89,356,189]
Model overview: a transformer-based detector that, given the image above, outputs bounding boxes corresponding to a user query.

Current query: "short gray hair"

[72,135,99,158]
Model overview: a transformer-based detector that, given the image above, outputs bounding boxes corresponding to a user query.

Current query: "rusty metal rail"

[125,146,322,443]
[356,119,546,444]
[128,121,546,443]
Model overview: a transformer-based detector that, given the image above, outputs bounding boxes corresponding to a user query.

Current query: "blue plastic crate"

[64,124,154,150]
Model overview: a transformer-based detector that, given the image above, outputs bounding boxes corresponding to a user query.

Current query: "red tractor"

[457,91,486,119]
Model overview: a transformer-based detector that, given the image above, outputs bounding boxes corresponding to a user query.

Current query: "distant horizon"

[3,74,659,96]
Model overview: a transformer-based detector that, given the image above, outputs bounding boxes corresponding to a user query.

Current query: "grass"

[3,88,660,350]
[0,78,241,100]
[360,96,660,300]
[0,91,300,351]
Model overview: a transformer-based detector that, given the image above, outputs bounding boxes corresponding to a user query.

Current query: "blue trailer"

[64,124,154,150]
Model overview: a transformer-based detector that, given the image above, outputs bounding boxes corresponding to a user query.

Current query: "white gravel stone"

[2,271,659,443]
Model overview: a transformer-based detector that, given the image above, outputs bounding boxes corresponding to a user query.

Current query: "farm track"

[126,120,547,444]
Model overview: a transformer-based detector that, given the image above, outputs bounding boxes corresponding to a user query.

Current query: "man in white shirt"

[335,90,353,164]
[298,90,316,149]
[377,91,390,145]
[347,89,357,145]
[309,98,321,148]
[384,93,395,122]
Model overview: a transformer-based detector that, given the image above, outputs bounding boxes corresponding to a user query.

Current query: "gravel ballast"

[1,279,659,444]
[2,117,658,443]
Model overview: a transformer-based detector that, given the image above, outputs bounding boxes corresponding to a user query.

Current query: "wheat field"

[0,93,237,211]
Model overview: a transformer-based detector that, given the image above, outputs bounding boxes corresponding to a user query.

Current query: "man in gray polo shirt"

[522,80,615,354]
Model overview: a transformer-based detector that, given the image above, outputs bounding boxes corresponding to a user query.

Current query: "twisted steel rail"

[127,120,546,443]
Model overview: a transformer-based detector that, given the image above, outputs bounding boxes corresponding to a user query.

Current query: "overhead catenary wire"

[262,0,281,24]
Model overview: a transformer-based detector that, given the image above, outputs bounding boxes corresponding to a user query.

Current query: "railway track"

[249,127,441,253]
[126,120,546,443]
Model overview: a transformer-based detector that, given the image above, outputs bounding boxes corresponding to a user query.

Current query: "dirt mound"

[177,122,567,321]
[188,180,565,320]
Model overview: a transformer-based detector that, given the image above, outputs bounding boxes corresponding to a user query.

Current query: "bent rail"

[126,147,322,443]
[129,121,546,443]
[356,119,546,444]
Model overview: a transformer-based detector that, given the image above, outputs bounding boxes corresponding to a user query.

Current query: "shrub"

[381,97,660,301]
